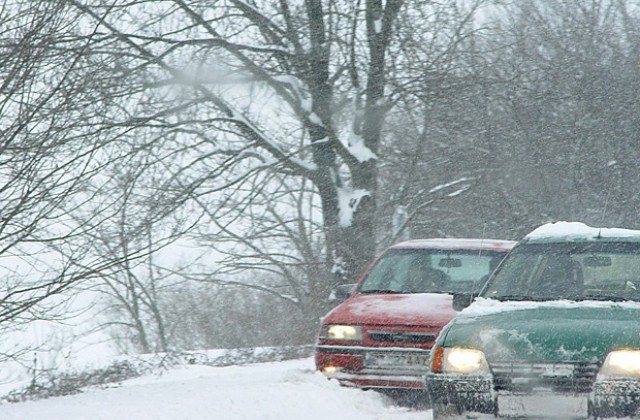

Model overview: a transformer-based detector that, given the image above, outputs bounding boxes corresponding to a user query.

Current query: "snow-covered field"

[0,357,432,420]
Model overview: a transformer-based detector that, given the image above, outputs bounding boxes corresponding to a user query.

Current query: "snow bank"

[0,358,430,420]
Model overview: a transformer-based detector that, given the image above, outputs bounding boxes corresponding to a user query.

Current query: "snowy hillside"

[0,358,431,420]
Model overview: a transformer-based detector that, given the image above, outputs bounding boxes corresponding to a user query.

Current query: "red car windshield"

[358,248,507,295]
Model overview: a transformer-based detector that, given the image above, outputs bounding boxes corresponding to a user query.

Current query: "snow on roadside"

[0,357,431,420]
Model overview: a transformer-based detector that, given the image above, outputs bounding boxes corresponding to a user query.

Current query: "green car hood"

[441,298,640,362]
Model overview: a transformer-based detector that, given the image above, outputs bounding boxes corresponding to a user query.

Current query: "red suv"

[315,238,515,390]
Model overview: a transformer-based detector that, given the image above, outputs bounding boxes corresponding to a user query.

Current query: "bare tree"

[161,280,313,350]
[0,0,116,330]
[73,150,203,353]
[377,0,491,241]
[63,0,408,291]
[474,0,640,234]
[378,0,640,240]
[0,0,201,362]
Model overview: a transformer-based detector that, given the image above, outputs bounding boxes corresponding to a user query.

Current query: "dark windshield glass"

[358,249,507,294]
[482,241,640,301]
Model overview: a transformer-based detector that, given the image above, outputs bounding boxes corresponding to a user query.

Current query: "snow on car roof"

[524,221,640,243]
[390,238,516,252]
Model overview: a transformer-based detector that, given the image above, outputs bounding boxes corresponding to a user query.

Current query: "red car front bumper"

[315,345,430,389]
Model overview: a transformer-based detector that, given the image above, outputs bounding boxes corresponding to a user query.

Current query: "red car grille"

[367,330,437,344]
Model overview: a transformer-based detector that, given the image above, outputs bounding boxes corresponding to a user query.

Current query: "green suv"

[426,222,640,419]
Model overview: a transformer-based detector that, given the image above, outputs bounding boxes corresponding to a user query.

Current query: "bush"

[1,345,313,404]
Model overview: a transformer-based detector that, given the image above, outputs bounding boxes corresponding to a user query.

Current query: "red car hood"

[323,293,457,327]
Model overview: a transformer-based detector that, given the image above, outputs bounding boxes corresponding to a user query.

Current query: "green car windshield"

[359,249,506,294]
[482,241,640,302]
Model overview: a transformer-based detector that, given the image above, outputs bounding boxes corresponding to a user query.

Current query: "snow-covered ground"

[0,357,432,420]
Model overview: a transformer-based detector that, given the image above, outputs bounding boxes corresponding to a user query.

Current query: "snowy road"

[0,358,432,420]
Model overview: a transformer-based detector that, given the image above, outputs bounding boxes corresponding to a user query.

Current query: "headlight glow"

[322,366,339,375]
[441,347,489,374]
[322,324,362,341]
[600,350,640,377]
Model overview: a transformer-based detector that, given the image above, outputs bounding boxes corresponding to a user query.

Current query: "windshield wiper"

[491,295,554,302]
[358,289,400,294]
[583,295,640,302]
[492,295,640,303]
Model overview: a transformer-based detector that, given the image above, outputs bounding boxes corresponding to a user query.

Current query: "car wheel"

[432,402,464,419]
[432,402,494,420]
[433,403,497,419]
[377,389,430,409]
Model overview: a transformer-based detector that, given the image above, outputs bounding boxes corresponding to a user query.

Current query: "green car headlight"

[432,346,490,374]
[321,324,362,341]
[600,350,640,377]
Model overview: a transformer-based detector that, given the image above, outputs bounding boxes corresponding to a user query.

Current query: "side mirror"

[330,283,356,301]
[452,293,475,311]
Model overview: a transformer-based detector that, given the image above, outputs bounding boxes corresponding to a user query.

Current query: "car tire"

[432,402,463,419]
[377,389,430,409]
[433,403,497,419]
[432,402,491,420]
